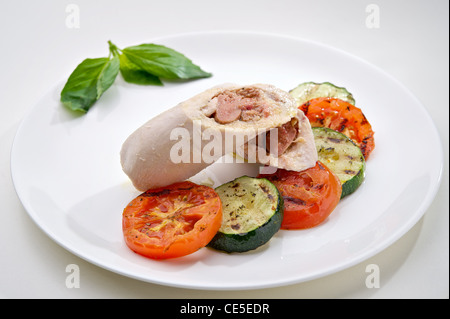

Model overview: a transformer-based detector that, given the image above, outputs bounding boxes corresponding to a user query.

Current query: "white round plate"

[11,31,443,290]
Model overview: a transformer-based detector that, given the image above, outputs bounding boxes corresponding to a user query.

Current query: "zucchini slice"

[313,127,365,198]
[289,81,356,106]
[208,176,283,253]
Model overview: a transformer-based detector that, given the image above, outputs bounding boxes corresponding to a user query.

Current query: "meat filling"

[213,92,243,124]
[241,119,299,158]
[207,88,273,124]
[203,86,299,156]
[266,119,299,156]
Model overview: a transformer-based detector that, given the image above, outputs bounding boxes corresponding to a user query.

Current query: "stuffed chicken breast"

[120,83,317,191]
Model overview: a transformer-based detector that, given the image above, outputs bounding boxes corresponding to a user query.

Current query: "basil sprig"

[60,40,212,113]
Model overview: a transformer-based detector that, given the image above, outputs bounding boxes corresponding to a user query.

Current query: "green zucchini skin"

[207,212,283,253]
[312,127,365,198]
[208,176,284,253]
[289,81,356,106]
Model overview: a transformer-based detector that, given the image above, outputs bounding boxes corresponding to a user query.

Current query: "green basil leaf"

[97,55,120,98]
[119,53,163,86]
[122,44,212,80]
[60,56,120,113]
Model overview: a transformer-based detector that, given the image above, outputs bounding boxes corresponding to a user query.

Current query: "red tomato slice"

[122,181,222,259]
[300,97,375,159]
[259,162,342,229]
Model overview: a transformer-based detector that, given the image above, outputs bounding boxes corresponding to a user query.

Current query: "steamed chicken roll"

[120,83,298,191]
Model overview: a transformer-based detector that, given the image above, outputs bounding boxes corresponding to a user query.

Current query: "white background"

[0,0,448,298]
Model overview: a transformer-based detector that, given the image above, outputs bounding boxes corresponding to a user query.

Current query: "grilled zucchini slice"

[208,176,283,253]
[290,81,356,106]
[313,127,365,198]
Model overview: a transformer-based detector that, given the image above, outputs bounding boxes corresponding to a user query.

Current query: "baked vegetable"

[299,97,375,159]
[259,162,342,230]
[290,82,355,107]
[208,176,283,253]
[313,127,365,198]
[122,181,222,259]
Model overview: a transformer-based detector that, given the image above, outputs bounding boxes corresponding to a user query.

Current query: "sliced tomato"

[258,162,342,230]
[122,181,222,259]
[300,97,375,159]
